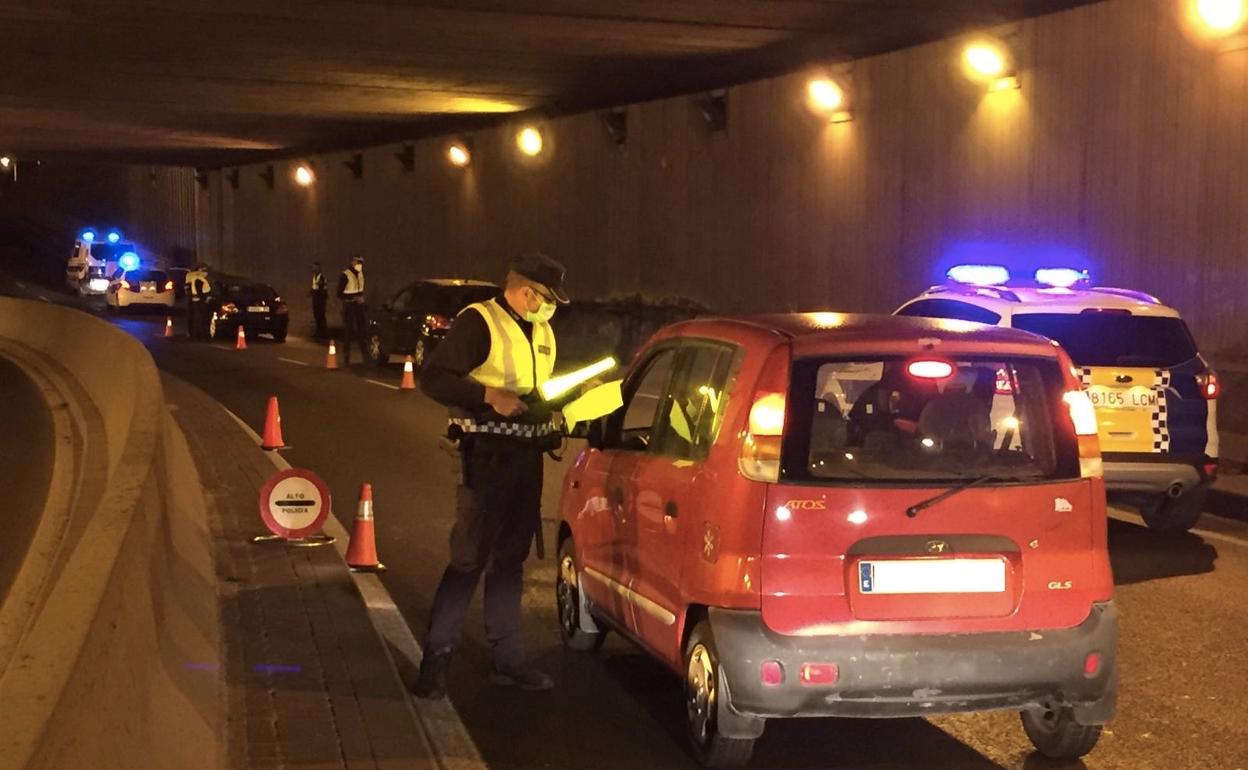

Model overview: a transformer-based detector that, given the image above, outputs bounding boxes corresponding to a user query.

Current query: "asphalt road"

[0,352,55,609]
[62,306,1248,769]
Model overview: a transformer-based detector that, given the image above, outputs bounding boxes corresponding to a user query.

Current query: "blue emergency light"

[1034,267,1089,288]
[106,229,122,244]
[81,229,96,243]
[118,252,140,271]
[946,264,1010,286]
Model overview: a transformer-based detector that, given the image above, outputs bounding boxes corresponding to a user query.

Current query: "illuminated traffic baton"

[538,356,617,401]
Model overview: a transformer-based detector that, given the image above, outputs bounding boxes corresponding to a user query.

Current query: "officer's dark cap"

[510,252,569,304]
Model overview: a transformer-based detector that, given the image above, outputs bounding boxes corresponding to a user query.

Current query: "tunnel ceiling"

[1,0,1097,167]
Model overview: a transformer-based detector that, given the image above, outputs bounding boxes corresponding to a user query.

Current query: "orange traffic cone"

[400,356,416,390]
[261,396,285,450]
[163,316,173,337]
[326,340,339,370]
[235,324,247,350]
[345,483,385,572]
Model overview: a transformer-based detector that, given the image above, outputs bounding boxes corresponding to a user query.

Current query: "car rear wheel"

[684,621,756,768]
[272,329,287,343]
[1021,702,1102,759]
[555,537,607,652]
[368,332,388,366]
[1138,486,1206,532]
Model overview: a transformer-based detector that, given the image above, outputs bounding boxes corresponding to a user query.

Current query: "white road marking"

[1109,509,1248,548]
[218,404,487,770]
[365,378,400,391]
[278,357,309,367]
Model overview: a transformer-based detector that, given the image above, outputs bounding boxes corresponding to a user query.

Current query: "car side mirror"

[584,418,607,449]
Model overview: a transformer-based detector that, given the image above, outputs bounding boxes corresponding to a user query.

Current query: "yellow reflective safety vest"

[450,298,557,441]
[185,269,212,298]
[341,268,365,297]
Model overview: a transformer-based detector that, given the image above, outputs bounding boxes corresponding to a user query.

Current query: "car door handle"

[664,501,678,518]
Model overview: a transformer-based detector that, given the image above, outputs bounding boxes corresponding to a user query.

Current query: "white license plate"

[858,558,1006,594]
[1087,385,1158,410]
[247,305,268,313]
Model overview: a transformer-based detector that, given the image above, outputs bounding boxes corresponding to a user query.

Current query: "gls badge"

[1047,580,1073,590]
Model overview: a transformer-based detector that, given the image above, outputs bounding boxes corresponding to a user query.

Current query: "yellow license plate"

[1087,385,1157,410]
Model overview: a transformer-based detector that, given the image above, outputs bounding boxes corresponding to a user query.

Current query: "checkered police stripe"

[450,418,553,438]
[1079,368,1093,389]
[1152,369,1170,452]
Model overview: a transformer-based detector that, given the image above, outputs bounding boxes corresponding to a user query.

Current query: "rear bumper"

[117,293,175,307]
[1102,453,1212,494]
[710,601,1117,722]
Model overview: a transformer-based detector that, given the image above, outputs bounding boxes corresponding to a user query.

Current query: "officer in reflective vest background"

[336,254,368,365]
[414,252,568,698]
[310,261,329,339]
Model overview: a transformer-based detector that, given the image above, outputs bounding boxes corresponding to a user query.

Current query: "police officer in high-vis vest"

[414,252,568,698]
[184,262,213,340]
[337,254,368,365]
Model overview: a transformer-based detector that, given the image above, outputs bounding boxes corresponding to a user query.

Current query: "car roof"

[421,278,498,288]
[659,312,1065,359]
[899,284,1181,320]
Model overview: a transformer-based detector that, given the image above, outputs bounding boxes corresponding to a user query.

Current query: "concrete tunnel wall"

[0,299,221,770]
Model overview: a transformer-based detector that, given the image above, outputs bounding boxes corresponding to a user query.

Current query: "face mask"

[525,301,556,324]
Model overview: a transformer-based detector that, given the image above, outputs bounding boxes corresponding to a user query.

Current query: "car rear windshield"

[433,285,496,316]
[127,270,167,283]
[1010,312,1198,368]
[225,284,278,303]
[783,356,1078,483]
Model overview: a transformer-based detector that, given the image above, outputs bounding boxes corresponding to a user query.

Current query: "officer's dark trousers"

[341,301,368,363]
[187,299,206,339]
[312,292,328,338]
[424,445,543,668]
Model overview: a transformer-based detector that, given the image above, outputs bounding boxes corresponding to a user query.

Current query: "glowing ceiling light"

[964,44,1007,77]
[447,142,471,167]
[1196,0,1246,31]
[293,165,315,187]
[517,126,544,157]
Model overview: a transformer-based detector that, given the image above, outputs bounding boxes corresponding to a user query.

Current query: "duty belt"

[449,418,554,438]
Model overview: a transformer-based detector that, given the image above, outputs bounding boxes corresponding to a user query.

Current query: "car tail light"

[275,303,289,315]
[1197,370,1220,400]
[1063,390,1102,478]
[1204,461,1218,479]
[798,663,838,686]
[120,280,131,290]
[163,280,174,291]
[221,302,239,314]
[739,346,791,483]
[426,313,453,331]
[759,661,784,686]
[907,359,954,380]
[1083,652,1102,678]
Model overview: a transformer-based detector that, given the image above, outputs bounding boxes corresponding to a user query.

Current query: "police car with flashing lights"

[896,265,1218,532]
[65,228,136,295]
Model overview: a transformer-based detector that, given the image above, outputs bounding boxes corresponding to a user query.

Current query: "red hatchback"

[555,313,1117,767]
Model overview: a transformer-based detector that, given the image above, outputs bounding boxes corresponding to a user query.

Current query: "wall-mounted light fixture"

[805,77,853,123]
[516,126,544,157]
[395,144,415,173]
[0,156,11,169]
[226,168,240,190]
[447,141,471,167]
[344,152,364,179]
[694,90,728,133]
[602,108,628,144]
[259,164,275,190]
[963,40,1019,92]
[293,164,315,187]
[1195,0,1246,32]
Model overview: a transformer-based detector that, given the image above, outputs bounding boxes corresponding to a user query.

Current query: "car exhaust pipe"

[1167,483,1185,499]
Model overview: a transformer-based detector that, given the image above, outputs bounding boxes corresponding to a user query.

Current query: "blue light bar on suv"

[946,264,1010,286]
[1035,268,1090,288]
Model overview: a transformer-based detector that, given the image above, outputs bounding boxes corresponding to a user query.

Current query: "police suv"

[897,266,1218,531]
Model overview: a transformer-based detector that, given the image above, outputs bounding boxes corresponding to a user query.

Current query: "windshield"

[784,356,1077,483]
[1011,312,1198,368]
[126,270,167,283]
[224,283,278,304]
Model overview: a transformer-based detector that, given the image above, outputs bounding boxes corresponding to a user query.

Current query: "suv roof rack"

[926,284,1022,303]
[1088,286,1161,305]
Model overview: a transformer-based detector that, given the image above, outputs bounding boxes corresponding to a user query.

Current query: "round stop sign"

[258,468,332,539]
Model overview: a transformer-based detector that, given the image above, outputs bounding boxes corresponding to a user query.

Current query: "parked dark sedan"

[207,275,289,342]
[367,278,498,367]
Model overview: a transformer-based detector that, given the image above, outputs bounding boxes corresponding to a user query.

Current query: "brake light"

[1197,370,1220,400]
[120,280,131,290]
[426,313,453,331]
[221,302,239,314]
[164,280,174,291]
[907,359,954,380]
[739,346,790,483]
[1064,390,1103,478]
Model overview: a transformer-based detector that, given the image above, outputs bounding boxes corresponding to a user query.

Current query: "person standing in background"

[310,261,328,339]
[337,255,368,365]
[184,262,213,340]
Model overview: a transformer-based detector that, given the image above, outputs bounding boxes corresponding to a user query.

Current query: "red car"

[555,313,1116,767]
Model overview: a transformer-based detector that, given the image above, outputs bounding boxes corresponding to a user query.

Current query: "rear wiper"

[905,475,1001,519]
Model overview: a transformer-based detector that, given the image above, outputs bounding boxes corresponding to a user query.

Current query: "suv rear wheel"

[684,621,756,768]
[1021,702,1102,759]
[1138,486,1207,532]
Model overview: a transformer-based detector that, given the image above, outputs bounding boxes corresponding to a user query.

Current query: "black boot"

[489,662,554,692]
[412,647,453,699]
